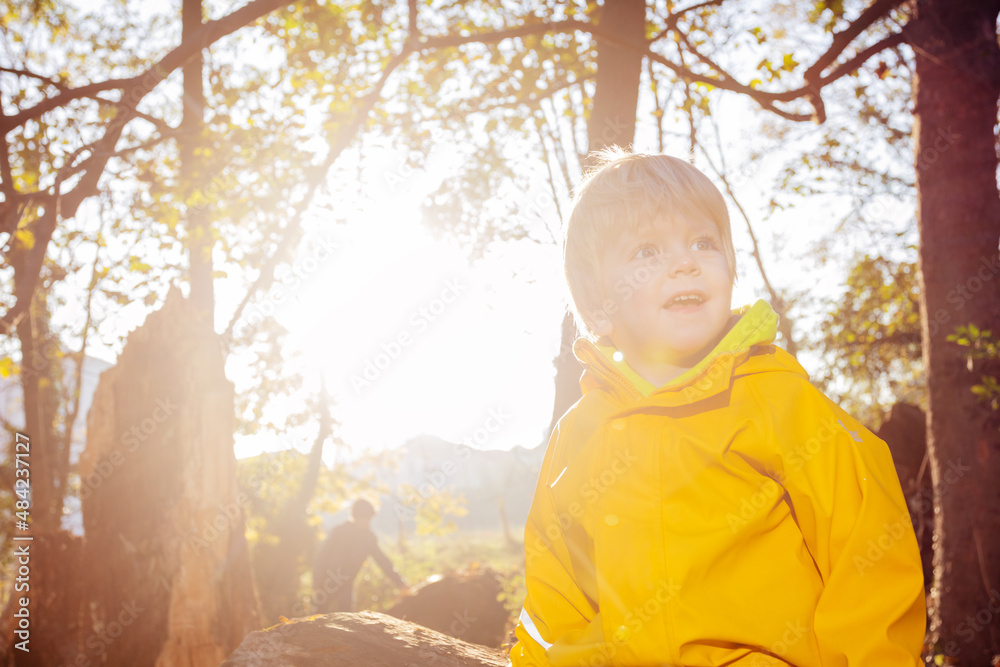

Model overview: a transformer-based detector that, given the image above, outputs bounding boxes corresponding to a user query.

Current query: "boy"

[313,498,406,612]
[509,149,925,666]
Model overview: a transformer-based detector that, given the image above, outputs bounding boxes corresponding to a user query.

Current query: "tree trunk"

[910,0,1000,662]
[549,0,646,434]
[0,290,85,666]
[586,0,645,156]
[255,386,331,623]
[548,311,583,435]
[181,0,213,320]
[78,288,261,666]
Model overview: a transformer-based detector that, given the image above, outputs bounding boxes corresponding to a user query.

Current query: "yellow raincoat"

[510,300,925,666]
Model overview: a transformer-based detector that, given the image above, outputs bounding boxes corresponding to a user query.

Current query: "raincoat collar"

[573,299,781,405]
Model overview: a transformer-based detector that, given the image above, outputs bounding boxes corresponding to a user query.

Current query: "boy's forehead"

[610,210,719,242]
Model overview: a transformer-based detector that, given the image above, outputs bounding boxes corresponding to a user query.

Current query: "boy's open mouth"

[664,291,706,309]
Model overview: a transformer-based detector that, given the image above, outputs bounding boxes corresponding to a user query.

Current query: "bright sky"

[222,142,574,459]
[221,105,795,461]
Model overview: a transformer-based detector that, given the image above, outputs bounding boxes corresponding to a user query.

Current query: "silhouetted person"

[313,499,405,612]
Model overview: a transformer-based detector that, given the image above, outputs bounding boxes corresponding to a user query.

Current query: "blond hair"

[564,147,736,338]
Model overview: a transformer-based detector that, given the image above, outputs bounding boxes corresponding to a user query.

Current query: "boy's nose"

[666,250,699,276]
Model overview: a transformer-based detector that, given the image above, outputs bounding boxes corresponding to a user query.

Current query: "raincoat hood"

[574,299,797,405]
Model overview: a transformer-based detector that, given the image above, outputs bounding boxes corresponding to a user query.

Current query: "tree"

[814,254,923,426]
[908,1,1000,660]
[0,0,418,659]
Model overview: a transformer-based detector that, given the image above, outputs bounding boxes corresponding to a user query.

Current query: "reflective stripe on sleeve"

[519,607,553,649]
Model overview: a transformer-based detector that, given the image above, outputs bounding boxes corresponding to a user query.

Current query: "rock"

[386,569,510,648]
[219,611,509,667]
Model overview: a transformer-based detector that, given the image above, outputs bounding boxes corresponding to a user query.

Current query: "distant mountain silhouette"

[361,435,546,535]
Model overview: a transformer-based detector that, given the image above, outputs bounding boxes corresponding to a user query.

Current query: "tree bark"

[549,0,646,434]
[0,289,86,666]
[910,0,1000,662]
[78,288,261,666]
[586,0,646,156]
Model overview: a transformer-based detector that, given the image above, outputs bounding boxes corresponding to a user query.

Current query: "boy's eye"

[693,237,718,251]
[631,245,658,260]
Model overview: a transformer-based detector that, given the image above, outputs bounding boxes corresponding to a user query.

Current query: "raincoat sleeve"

[766,381,926,665]
[509,423,610,667]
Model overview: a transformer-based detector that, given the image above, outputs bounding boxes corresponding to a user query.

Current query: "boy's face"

[593,211,733,382]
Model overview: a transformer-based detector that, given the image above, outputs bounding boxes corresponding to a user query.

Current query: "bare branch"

[2,76,140,134]
[645,51,813,121]
[803,0,907,82]
[222,46,414,346]
[129,109,178,136]
[1,0,294,133]
[819,31,906,87]
[531,115,564,246]
[650,0,728,43]
[418,18,591,51]
[0,0,296,328]
[0,66,70,92]
[0,96,14,203]
[55,134,177,186]
[59,238,103,474]
[1,113,129,333]
[696,127,799,357]
[440,74,593,118]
